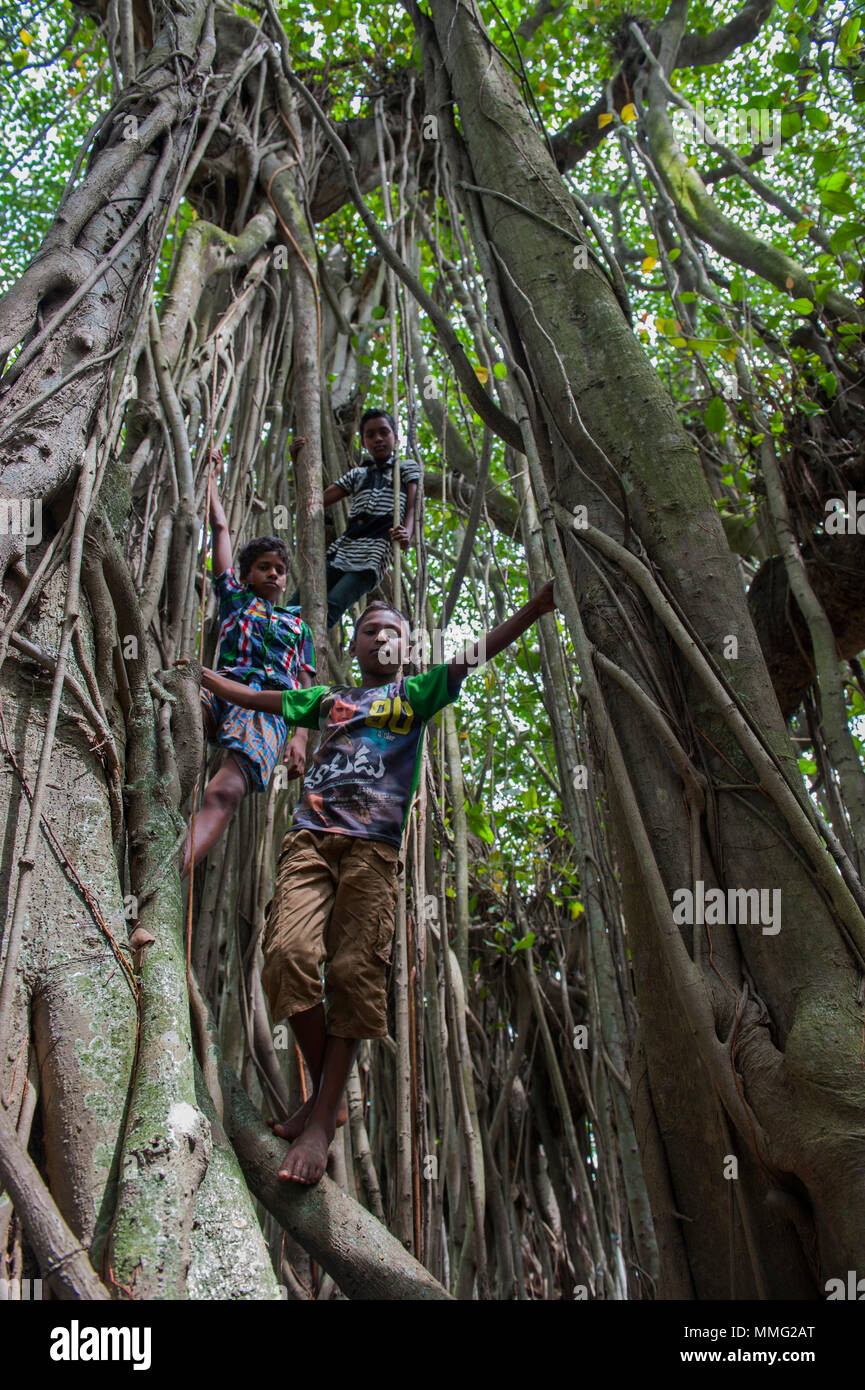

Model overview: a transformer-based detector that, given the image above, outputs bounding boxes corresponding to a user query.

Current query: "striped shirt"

[215,568,316,691]
[327,455,420,583]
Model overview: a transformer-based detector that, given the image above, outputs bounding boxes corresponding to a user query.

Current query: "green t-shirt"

[282,663,462,846]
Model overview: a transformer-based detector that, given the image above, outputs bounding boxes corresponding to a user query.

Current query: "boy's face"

[243,550,287,602]
[362,416,396,462]
[351,611,407,680]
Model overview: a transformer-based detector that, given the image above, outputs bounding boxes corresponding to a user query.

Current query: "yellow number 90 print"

[365,695,415,734]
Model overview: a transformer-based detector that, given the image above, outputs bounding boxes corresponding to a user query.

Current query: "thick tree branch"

[677,0,775,68]
[424,469,519,538]
[223,1068,453,1301]
[0,1103,111,1300]
[749,533,865,721]
[271,57,524,453]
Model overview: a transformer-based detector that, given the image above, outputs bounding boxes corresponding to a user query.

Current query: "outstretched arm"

[209,477,233,578]
[447,580,557,690]
[201,667,283,713]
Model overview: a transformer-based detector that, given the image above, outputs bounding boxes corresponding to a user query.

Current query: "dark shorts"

[201,688,287,793]
[288,564,378,631]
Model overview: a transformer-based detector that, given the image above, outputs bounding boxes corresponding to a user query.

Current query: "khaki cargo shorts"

[262,828,400,1039]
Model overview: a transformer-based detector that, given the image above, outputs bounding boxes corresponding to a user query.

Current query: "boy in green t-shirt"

[199,581,556,1184]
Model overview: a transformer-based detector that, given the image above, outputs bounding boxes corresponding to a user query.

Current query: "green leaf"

[840,16,862,53]
[830,221,865,252]
[774,51,800,74]
[704,396,727,433]
[791,297,814,313]
[512,931,536,952]
[820,171,852,192]
[465,801,495,845]
[804,107,829,130]
[492,361,507,379]
[371,305,386,319]
[819,188,857,216]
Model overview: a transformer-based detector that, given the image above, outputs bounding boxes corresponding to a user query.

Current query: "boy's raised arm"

[447,580,557,690]
[209,476,233,578]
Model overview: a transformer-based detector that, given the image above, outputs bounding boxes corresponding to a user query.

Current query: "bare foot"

[278,1120,332,1184]
[268,1099,314,1142]
[268,1096,347,1142]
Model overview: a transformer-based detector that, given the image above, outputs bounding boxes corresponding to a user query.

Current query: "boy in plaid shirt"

[182,479,316,875]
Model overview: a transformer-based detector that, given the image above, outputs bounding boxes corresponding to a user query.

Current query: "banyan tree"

[0,0,864,1302]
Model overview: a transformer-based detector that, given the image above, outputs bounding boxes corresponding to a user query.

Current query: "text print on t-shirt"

[365,694,416,735]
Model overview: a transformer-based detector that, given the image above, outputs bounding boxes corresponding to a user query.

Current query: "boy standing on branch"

[182,478,316,876]
[197,579,557,1184]
[288,409,418,630]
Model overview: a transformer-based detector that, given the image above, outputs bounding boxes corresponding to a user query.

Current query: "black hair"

[359,407,398,439]
[236,535,289,580]
[352,599,410,641]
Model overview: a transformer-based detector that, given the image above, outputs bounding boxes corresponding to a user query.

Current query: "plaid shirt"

[215,568,316,690]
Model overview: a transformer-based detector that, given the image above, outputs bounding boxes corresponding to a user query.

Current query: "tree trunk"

[422,0,865,1297]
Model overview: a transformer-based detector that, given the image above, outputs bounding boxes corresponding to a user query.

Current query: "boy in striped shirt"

[288,409,419,630]
[182,479,316,875]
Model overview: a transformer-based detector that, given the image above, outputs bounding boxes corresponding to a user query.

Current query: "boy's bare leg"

[278,1035,360,1184]
[181,755,247,876]
[268,1004,348,1142]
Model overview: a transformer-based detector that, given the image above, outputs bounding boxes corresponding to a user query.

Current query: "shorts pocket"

[374,897,398,956]
[365,840,400,883]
